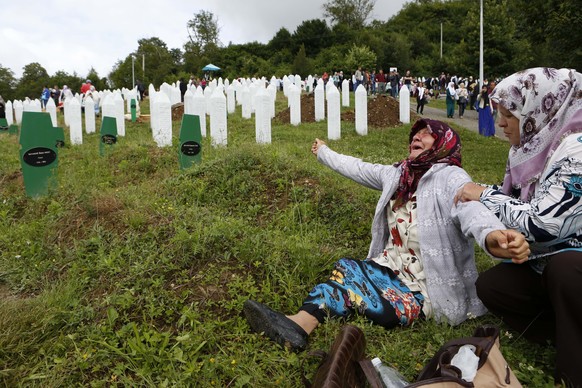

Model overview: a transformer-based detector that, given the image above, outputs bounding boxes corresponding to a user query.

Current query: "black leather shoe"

[243,300,308,351]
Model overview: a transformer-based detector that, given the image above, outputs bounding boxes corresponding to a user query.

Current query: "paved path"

[411,102,507,141]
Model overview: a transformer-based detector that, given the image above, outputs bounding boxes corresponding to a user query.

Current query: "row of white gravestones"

[255,87,272,144]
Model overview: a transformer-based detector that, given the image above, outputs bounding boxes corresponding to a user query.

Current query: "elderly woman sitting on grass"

[244,118,529,351]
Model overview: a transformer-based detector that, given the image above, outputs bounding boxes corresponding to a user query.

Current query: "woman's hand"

[311,138,326,156]
[454,182,486,204]
[485,230,530,263]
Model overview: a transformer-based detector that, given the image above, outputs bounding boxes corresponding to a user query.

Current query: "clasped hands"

[455,182,530,263]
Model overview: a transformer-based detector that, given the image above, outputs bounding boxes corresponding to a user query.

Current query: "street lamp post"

[132,55,136,89]
[479,0,484,90]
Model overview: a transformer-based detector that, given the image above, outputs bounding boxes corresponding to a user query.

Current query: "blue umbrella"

[202,64,221,71]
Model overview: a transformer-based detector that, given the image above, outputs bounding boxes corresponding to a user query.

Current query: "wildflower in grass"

[504,331,513,339]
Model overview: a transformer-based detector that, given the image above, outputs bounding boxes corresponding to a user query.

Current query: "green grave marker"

[99,116,118,156]
[19,112,59,198]
[178,114,202,170]
[0,117,8,133]
[9,124,19,136]
[130,98,137,122]
[54,126,65,148]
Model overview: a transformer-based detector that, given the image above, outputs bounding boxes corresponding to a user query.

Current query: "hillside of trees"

[1,0,580,101]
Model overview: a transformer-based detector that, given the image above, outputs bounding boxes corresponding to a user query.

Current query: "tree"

[0,65,17,101]
[15,62,49,100]
[187,10,221,53]
[292,44,312,77]
[323,0,376,29]
[345,44,377,73]
[50,71,83,95]
[293,19,331,57]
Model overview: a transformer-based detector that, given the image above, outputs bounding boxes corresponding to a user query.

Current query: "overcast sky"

[2,0,408,79]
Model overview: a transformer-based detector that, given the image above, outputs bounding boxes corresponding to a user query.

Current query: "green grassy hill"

[0,97,554,387]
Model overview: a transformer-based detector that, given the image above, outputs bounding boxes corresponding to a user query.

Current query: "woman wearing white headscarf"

[455,67,582,387]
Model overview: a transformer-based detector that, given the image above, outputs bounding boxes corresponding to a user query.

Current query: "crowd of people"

[243,67,582,388]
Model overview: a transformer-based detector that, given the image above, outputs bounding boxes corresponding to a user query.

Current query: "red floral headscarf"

[392,119,462,210]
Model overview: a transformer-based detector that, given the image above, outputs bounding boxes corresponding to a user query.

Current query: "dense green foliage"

[1,0,580,101]
[0,96,555,386]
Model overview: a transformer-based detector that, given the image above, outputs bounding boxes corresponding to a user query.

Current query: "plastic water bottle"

[371,357,409,388]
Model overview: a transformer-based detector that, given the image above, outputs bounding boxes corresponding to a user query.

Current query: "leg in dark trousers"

[543,251,582,387]
[476,252,582,387]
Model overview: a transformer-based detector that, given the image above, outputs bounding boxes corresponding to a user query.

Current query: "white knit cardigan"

[318,145,507,325]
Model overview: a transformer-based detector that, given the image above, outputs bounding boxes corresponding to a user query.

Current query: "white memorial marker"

[69,97,83,145]
[289,84,301,126]
[241,85,251,119]
[84,96,96,134]
[315,82,325,122]
[5,101,13,126]
[46,98,57,127]
[399,85,410,124]
[14,100,23,125]
[226,84,236,114]
[254,87,271,144]
[113,93,126,136]
[193,87,207,137]
[327,84,341,140]
[184,89,194,115]
[209,88,227,147]
[153,91,172,147]
[355,84,368,136]
[342,79,350,107]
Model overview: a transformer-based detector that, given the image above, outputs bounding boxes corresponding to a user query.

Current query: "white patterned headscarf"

[490,67,582,200]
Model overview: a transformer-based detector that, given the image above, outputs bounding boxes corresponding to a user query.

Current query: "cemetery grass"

[0,99,555,387]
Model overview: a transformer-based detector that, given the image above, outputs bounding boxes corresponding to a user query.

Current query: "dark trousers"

[476,251,582,387]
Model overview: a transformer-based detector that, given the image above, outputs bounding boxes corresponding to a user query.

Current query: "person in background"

[476,84,496,137]
[445,82,457,118]
[243,118,529,351]
[80,80,91,96]
[51,85,61,107]
[455,67,582,387]
[376,69,386,95]
[456,82,469,119]
[0,95,6,121]
[390,70,400,98]
[136,80,145,100]
[40,86,50,110]
[416,81,427,115]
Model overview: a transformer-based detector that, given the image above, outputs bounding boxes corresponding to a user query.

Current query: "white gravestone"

[46,98,57,127]
[193,87,207,137]
[209,88,227,147]
[148,84,156,129]
[69,97,83,145]
[5,101,14,125]
[327,84,341,140]
[267,83,277,118]
[342,79,350,107]
[113,93,126,136]
[289,84,301,126]
[13,100,23,125]
[153,91,172,147]
[241,85,252,119]
[399,85,411,124]
[254,87,271,144]
[315,82,325,122]
[226,84,236,114]
[184,89,195,115]
[204,85,213,115]
[84,96,96,134]
[355,84,368,136]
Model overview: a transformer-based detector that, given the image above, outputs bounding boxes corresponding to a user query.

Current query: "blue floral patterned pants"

[299,258,424,328]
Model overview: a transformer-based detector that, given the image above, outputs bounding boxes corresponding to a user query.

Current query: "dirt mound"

[172,103,184,121]
[275,94,407,128]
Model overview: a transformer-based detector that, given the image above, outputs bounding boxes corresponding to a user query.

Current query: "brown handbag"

[405,326,522,388]
[303,325,384,388]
